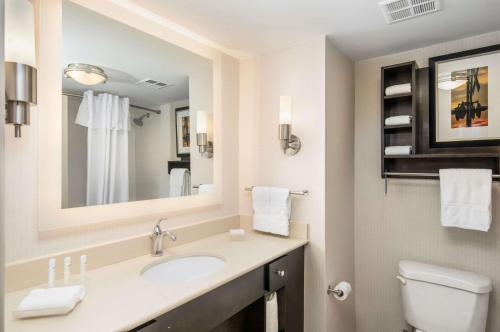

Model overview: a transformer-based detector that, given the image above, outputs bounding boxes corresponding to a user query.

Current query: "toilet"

[398,260,492,332]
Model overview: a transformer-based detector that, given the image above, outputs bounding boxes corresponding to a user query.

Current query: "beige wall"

[325,38,355,332]
[355,30,500,332]
[239,36,328,332]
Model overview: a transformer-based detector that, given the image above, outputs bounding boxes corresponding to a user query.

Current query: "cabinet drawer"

[266,255,288,292]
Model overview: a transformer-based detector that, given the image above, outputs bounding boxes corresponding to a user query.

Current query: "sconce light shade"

[279,96,292,125]
[5,0,36,67]
[64,63,107,86]
[5,0,37,138]
[196,110,208,134]
[278,96,301,156]
[196,110,213,158]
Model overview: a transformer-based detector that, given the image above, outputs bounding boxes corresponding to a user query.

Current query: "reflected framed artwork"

[429,44,500,147]
[175,106,191,157]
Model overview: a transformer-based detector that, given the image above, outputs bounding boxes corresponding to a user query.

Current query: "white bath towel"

[385,83,411,96]
[384,146,412,155]
[13,285,85,319]
[385,115,412,126]
[440,169,492,232]
[198,184,214,194]
[169,168,191,197]
[252,187,291,236]
[266,293,278,332]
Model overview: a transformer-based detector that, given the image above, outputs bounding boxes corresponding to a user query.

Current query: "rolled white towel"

[385,115,412,126]
[385,83,411,96]
[13,285,85,319]
[385,146,412,155]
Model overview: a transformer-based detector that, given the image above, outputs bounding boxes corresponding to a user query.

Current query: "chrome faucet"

[151,218,177,257]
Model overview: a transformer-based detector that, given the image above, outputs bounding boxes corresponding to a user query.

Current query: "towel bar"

[383,171,500,195]
[244,186,309,196]
[384,171,500,178]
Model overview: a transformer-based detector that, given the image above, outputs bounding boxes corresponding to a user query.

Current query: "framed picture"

[429,44,500,148]
[175,106,190,157]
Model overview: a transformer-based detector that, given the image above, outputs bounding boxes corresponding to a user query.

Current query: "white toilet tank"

[399,260,492,332]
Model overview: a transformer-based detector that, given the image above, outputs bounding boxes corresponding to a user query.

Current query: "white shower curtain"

[75,90,130,205]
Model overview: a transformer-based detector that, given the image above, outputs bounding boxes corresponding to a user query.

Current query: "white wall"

[325,38,355,332]
[239,36,328,332]
[133,104,173,201]
[354,30,500,332]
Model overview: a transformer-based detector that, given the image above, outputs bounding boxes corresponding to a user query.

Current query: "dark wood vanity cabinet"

[129,246,304,332]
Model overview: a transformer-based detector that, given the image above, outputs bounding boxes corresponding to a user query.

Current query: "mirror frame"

[37,0,223,231]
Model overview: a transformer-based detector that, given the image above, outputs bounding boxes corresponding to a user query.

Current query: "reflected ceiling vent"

[379,0,441,24]
[135,78,174,90]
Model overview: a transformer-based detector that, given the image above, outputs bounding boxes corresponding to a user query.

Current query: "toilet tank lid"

[399,260,492,294]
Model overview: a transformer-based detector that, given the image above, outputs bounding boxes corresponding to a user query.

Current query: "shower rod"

[62,92,161,114]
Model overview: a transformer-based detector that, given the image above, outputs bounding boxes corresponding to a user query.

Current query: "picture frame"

[175,106,190,157]
[429,44,500,148]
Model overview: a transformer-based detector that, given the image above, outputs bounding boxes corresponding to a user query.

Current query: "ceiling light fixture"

[64,63,107,86]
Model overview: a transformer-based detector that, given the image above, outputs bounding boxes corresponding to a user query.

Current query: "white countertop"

[5,231,307,332]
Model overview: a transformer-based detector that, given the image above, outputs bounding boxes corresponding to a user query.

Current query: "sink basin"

[141,255,226,283]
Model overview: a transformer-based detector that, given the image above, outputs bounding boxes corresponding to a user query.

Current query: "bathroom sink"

[141,255,226,283]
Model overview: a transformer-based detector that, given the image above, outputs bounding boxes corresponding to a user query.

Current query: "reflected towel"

[384,146,412,155]
[252,187,291,236]
[440,169,492,232]
[169,168,191,197]
[385,115,412,126]
[198,184,214,194]
[13,285,85,319]
[385,83,411,96]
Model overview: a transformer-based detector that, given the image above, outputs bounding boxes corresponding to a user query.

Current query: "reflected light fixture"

[438,72,467,91]
[279,96,301,156]
[5,0,37,138]
[64,63,107,86]
[196,110,213,158]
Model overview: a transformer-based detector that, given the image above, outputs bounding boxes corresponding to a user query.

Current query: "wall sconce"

[196,110,213,158]
[279,96,301,155]
[5,0,37,138]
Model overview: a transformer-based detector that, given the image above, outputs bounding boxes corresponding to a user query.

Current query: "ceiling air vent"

[135,78,174,90]
[379,0,441,24]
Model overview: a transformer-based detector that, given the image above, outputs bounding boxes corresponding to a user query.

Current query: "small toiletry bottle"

[48,258,56,287]
[64,256,72,285]
[80,255,87,283]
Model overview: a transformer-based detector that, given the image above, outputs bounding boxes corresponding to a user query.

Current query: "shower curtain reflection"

[75,90,130,205]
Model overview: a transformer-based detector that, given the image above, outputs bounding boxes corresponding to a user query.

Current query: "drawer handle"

[275,269,286,277]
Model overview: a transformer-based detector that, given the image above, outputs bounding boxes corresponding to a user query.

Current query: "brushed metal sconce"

[196,110,213,158]
[279,96,301,156]
[5,0,38,138]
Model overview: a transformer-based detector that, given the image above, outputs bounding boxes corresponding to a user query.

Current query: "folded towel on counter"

[169,168,191,197]
[385,83,411,96]
[385,115,412,126]
[13,285,86,319]
[252,187,291,236]
[384,146,412,155]
[440,169,492,232]
[198,184,214,194]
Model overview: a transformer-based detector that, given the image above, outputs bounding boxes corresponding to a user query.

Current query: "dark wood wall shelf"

[381,64,500,179]
[381,61,417,177]
[168,160,190,174]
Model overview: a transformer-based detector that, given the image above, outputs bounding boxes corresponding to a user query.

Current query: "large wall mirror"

[61,1,214,209]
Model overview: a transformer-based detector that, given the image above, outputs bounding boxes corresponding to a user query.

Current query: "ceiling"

[128,0,500,60]
[62,1,211,109]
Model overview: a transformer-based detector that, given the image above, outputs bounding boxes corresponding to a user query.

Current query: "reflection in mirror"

[61,1,214,209]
